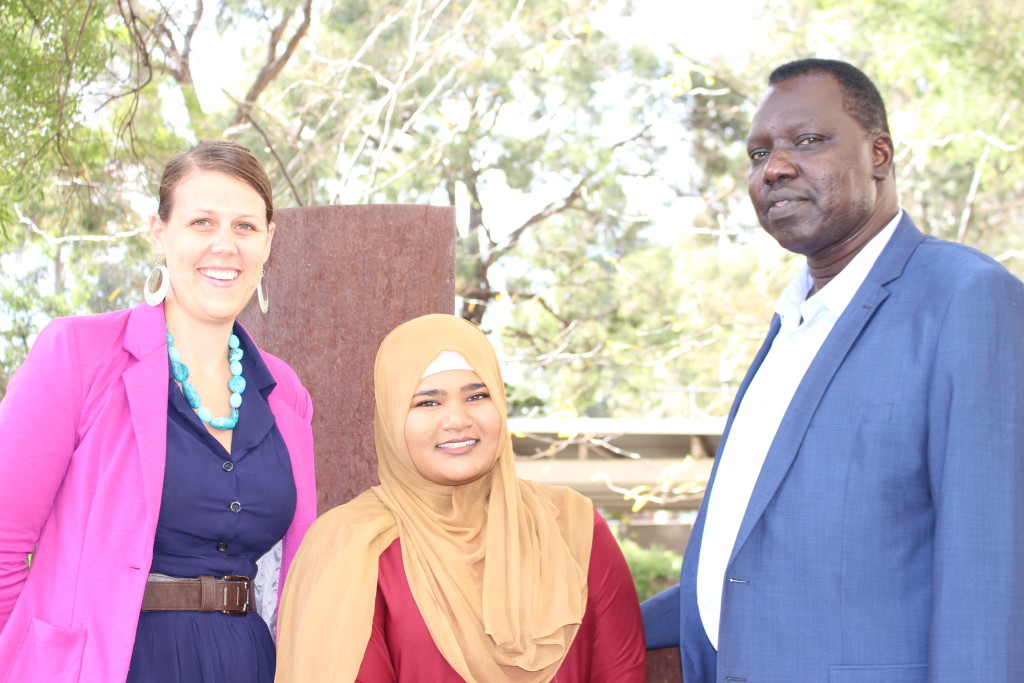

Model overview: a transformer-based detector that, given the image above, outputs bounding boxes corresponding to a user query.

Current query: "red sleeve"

[355,584,397,682]
[586,511,647,681]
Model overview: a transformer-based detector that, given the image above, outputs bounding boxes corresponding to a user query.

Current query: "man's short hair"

[769,58,890,136]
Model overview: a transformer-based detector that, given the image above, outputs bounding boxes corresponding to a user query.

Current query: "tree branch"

[231,0,313,126]
[222,90,304,207]
[956,103,1017,243]
[175,0,203,85]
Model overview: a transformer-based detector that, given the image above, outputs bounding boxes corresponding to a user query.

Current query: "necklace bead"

[166,327,245,430]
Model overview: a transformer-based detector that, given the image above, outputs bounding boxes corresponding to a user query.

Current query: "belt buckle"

[221,575,250,616]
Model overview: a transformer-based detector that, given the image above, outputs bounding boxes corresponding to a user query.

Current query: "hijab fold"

[276,314,594,682]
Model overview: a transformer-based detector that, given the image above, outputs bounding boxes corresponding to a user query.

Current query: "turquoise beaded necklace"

[166,326,246,430]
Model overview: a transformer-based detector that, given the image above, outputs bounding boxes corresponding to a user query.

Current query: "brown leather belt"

[141,574,251,616]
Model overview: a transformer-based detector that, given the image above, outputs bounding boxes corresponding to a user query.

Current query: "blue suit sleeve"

[640,583,681,649]
[926,265,1024,681]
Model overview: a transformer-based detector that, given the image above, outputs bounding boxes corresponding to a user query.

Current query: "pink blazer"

[0,303,317,682]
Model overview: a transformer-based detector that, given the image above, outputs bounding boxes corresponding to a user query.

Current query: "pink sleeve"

[587,511,647,681]
[0,319,81,629]
[264,350,318,615]
[355,584,397,682]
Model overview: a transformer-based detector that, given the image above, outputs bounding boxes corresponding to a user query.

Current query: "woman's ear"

[149,213,167,258]
[263,220,276,263]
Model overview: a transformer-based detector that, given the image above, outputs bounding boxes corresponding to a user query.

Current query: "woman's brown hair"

[157,140,274,224]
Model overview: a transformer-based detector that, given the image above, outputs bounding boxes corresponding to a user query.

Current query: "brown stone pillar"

[240,205,455,513]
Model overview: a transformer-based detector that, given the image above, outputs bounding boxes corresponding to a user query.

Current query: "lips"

[199,268,240,281]
[435,438,481,456]
[764,190,807,216]
[437,439,479,450]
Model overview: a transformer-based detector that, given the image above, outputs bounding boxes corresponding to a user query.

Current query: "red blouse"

[356,509,646,682]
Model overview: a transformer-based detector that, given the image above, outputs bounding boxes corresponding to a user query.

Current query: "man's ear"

[872,133,895,180]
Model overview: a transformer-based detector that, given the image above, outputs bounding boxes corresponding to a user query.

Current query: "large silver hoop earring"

[257,271,269,314]
[144,264,170,306]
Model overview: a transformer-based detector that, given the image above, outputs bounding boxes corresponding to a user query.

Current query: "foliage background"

[2,0,1022,415]
[618,534,684,602]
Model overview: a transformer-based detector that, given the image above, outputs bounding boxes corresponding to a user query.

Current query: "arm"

[640,584,681,649]
[263,351,317,615]
[0,319,82,629]
[587,512,647,681]
[927,266,1024,681]
[355,584,397,682]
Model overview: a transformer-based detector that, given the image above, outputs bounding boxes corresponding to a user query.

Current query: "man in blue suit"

[642,58,1024,682]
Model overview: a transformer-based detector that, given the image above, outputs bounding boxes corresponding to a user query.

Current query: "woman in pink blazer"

[0,140,317,682]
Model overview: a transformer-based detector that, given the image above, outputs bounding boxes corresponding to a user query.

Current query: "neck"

[163,302,236,371]
[806,206,899,293]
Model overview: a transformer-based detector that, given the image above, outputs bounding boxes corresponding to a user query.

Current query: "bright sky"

[594,0,770,61]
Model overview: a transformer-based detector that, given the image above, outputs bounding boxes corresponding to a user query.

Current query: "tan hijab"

[276,314,594,682]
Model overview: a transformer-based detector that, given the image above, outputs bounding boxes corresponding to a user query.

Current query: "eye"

[236,222,257,232]
[411,398,440,408]
[467,391,490,402]
[748,148,768,163]
[797,135,824,146]
[191,218,212,227]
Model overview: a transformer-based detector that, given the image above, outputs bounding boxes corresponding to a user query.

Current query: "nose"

[211,224,239,254]
[442,404,472,430]
[761,148,797,185]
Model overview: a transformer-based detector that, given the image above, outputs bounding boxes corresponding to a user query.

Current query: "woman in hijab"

[276,313,645,682]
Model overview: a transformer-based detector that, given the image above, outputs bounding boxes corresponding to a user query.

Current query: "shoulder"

[257,347,313,417]
[30,307,135,365]
[257,347,303,388]
[883,214,1020,292]
[518,479,598,547]
[9,308,141,415]
[38,307,132,342]
[878,232,1024,316]
[302,490,394,549]
[908,234,1021,289]
[521,479,594,516]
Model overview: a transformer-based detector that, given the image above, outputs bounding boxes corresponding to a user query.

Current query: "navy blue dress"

[128,326,296,682]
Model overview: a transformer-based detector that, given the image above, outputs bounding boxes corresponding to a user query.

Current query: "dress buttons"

[216,542,228,552]
[222,461,234,472]
[229,501,242,513]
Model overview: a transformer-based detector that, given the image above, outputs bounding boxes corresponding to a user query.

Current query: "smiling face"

[150,169,275,328]
[403,369,502,487]
[746,72,896,265]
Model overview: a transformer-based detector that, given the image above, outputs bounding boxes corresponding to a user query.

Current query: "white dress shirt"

[696,211,902,649]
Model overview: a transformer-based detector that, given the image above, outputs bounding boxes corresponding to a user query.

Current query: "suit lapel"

[268,393,302,463]
[683,313,781,584]
[122,303,170,520]
[693,314,781,536]
[728,215,926,563]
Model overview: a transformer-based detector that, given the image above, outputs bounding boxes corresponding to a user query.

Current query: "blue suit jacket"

[642,214,1024,682]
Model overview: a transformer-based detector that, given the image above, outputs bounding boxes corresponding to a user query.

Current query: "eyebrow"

[411,382,488,398]
[187,209,262,221]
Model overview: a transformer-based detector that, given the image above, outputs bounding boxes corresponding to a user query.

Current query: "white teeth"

[202,269,238,281]
[437,440,477,449]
